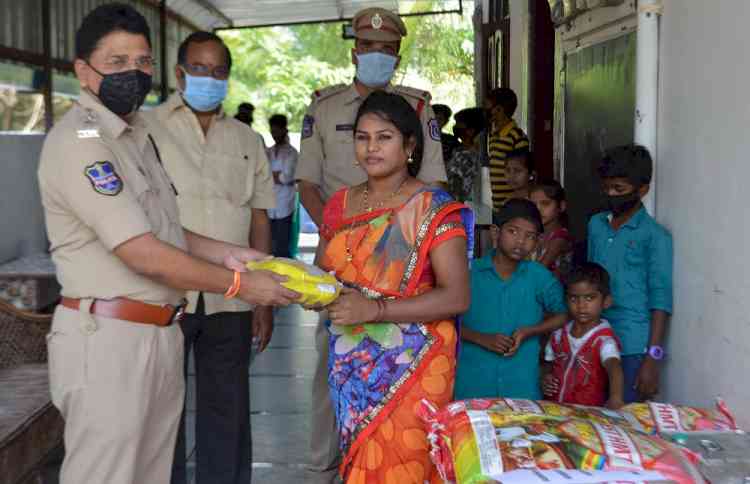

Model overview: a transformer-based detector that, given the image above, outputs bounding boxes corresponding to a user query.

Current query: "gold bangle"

[373,299,384,322]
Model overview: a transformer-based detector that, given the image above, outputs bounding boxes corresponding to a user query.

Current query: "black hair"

[432,104,452,120]
[75,3,151,61]
[354,91,424,177]
[507,148,534,173]
[529,178,568,227]
[454,107,487,134]
[598,144,653,187]
[177,31,232,71]
[487,87,518,117]
[269,114,288,129]
[492,198,544,234]
[238,102,254,113]
[565,262,611,298]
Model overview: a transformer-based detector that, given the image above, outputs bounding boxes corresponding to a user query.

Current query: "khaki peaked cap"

[352,7,407,42]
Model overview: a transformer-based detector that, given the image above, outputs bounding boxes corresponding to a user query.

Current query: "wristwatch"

[646,345,665,360]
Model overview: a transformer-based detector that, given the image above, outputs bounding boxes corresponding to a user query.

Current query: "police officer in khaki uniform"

[144,31,275,484]
[294,7,448,480]
[37,5,296,484]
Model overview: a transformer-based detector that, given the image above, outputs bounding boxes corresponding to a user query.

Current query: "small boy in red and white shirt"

[542,263,625,409]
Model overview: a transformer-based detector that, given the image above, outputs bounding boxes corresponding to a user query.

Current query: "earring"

[354,160,360,167]
[407,154,414,164]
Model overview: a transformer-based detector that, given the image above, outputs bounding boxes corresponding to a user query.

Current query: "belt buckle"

[170,298,188,325]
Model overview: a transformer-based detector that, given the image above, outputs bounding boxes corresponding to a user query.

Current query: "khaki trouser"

[309,310,341,479]
[48,304,184,484]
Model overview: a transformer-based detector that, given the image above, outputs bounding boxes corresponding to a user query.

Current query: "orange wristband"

[224,271,241,299]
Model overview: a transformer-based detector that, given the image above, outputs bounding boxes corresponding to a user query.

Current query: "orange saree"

[319,186,473,484]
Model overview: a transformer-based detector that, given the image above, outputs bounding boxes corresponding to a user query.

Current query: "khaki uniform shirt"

[144,94,275,315]
[295,83,447,201]
[38,90,186,306]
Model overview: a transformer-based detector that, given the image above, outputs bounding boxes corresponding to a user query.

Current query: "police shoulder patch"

[84,161,123,196]
[393,85,432,102]
[311,84,348,103]
[301,115,315,139]
[428,118,441,141]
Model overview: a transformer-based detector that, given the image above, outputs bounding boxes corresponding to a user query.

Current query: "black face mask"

[89,64,152,116]
[607,192,641,215]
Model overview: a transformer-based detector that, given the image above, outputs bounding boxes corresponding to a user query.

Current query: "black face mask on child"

[607,192,641,215]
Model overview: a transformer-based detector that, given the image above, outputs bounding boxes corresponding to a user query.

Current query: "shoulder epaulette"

[393,85,432,102]
[311,84,348,103]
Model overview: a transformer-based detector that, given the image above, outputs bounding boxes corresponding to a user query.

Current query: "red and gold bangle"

[224,271,241,299]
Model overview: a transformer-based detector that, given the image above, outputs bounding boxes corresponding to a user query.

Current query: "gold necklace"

[361,176,409,213]
[345,178,409,262]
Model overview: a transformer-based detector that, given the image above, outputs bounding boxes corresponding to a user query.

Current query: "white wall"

[509,0,531,131]
[657,0,750,427]
[0,134,47,264]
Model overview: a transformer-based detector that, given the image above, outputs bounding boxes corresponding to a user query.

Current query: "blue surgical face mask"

[355,52,398,87]
[180,70,228,112]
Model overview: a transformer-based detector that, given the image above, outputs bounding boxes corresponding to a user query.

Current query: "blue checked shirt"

[587,207,673,356]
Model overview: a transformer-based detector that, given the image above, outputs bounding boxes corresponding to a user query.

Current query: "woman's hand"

[328,287,379,326]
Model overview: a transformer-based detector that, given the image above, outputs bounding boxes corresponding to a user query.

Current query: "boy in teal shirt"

[587,144,673,403]
[455,199,568,400]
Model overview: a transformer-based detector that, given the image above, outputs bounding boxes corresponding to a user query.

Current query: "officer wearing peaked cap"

[295,6,447,482]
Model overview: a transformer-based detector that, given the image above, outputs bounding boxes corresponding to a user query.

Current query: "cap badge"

[371,13,383,30]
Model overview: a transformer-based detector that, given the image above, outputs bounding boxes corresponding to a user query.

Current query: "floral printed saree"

[319,186,473,483]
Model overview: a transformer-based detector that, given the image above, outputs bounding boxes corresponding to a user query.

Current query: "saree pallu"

[320,187,474,484]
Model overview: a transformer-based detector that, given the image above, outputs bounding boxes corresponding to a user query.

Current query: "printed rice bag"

[440,398,738,436]
[246,257,341,306]
[419,399,706,484]
[620,400,738,435]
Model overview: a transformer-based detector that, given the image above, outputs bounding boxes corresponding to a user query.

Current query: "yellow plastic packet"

[246,257,341,306]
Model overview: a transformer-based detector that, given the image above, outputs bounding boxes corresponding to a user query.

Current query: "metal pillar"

[42,0,53,130]
[160,0,169,102]
[635,0,662,215]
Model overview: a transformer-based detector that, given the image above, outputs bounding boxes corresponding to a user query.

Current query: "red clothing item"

[548,322,621,406]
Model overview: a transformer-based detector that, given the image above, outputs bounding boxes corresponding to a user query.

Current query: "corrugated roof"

[167,0,462,30]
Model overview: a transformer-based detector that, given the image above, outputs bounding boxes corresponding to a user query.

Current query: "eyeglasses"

[103,55,157,71]
[181,62,230,80]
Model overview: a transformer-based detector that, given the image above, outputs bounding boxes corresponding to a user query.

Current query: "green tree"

[220,5,475,135]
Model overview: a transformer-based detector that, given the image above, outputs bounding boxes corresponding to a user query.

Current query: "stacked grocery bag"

[418,397,741,483]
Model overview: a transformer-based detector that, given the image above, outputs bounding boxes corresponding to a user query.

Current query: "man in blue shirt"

[588,144,673,403]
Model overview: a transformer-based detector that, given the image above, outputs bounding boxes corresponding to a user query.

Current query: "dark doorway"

[531,0,555,180]
[563,32,636,240]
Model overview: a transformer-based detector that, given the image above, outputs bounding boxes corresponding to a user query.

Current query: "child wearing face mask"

[587,144,673,404]
[455,199,568,401]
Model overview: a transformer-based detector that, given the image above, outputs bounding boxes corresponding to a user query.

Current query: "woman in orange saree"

[317,91,473,483]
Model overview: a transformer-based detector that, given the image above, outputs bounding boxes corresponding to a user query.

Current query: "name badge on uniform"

[77,128,100,139]
[335,124,354,131]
